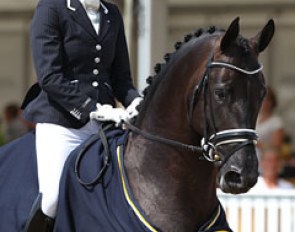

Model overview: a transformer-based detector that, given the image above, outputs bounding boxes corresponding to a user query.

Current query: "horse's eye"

[214,89,226,102]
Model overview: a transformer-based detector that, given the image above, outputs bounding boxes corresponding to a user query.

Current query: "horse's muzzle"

[218,164,258,194]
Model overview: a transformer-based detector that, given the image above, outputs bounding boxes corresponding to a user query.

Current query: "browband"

[209,62,263,75]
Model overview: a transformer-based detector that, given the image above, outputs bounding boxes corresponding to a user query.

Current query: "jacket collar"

[67,0,109,13]
[67,0,111,42]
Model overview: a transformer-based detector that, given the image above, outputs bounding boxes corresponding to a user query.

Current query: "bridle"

[124,48,263,165]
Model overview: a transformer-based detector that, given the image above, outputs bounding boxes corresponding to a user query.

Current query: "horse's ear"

[220,17,240,51]
[250,19,275,53]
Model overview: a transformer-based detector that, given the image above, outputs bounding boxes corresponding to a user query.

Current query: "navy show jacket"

[23,0,140,129]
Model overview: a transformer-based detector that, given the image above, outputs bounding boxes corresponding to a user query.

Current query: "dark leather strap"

[75,123,113,187]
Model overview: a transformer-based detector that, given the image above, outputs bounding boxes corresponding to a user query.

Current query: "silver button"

[92,81,99,87]
[94,57,101,63]
[93,69,99,75]
[96,44,102,51]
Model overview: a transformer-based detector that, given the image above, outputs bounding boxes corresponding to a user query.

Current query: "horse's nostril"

[224,171,242,185]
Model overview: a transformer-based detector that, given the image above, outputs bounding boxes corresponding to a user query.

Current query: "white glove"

[90,104,129,125]
[126,97,143,119]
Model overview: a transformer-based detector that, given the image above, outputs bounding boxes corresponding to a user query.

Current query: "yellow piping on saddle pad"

[205,205,221,230]
[117,146,158,232]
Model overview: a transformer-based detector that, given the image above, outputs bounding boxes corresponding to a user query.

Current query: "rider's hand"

[126,97,143,119]
[90,104,129,126]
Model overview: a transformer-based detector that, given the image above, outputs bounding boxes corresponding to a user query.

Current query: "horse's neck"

[125,134,218,231]
[124,65,218,231]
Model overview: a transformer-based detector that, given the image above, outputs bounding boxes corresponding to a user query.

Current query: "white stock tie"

[84,0,100,11]
[83,0,101,34]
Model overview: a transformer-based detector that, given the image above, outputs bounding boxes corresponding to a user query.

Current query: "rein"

[75,123,113,187]
[125,54,262,164]
[124,120,203,153]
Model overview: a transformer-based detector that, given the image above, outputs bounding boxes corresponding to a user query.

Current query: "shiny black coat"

[23,0,139,128]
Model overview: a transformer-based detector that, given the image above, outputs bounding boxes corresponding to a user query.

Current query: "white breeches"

[35,121,99,217]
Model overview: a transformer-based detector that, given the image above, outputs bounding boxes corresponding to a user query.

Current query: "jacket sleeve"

[30,0,96,124]
[110,6,140,108]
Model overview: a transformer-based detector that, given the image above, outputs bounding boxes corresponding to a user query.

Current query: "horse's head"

[123,18,275,231]
[190,18,275,194]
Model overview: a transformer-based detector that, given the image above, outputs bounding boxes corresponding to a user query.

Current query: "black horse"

[0,18,274,232]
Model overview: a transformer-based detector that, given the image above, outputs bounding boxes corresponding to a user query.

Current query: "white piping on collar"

[66,0,108,14]
[67,0,76,11]
[100,2,108,14]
